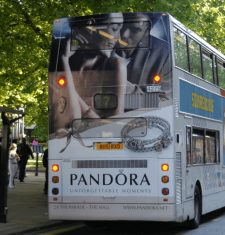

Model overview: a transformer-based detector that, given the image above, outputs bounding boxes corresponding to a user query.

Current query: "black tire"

[188,185,202,229]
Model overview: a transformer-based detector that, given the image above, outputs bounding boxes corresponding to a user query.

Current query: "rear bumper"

[49,203,176,221]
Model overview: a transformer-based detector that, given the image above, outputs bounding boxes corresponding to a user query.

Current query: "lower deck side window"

[205,131,217,163]
[192,129,204,164]
[186,127,219,165]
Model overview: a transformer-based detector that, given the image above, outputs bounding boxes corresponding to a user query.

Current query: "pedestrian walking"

[32,138,39,152]
[17,138,34,182]
[8,143,20,188]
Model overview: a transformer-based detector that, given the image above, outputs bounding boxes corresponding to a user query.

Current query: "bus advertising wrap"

[49,13,172,137]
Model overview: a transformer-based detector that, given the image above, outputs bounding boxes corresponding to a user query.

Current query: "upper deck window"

[217,60,225,89]
[71,21,150,50]
[188,38,202,78]
[202,50,213,83]
[174,28,188,71]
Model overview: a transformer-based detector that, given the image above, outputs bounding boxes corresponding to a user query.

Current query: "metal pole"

[0,108,24,223]
[0,118,10,223]
[35,146,39,176]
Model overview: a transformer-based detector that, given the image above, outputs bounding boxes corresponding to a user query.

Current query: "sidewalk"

[0,172,61,235]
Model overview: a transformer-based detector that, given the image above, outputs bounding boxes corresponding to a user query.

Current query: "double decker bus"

[48,12,225,228]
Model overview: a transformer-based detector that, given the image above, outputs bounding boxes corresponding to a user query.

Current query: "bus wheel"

[188,185,201,229]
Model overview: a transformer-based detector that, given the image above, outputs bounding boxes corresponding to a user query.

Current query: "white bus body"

[48,12,225,227]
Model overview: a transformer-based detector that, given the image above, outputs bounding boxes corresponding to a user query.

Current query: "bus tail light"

[152,74,161,84]
[161,175,169,183]
[52,164,59,172]
[161,164,169,171]
[52,188,59,195]
[52,176,59,183]
[162,188,169,195]
[57,76,66,87]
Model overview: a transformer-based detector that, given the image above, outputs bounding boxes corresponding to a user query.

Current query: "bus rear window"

[71,21,150,50]
[72,117,147,138]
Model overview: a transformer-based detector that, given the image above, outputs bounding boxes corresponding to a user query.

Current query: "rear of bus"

[48,12,175,221]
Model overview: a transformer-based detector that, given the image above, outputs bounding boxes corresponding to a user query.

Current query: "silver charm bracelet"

[121,116,172,152]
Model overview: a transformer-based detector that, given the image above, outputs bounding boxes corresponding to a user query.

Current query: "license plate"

[95,142,124,150]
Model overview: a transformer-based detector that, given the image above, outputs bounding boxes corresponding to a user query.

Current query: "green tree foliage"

[0,0,224,141]
[191,0,225,53]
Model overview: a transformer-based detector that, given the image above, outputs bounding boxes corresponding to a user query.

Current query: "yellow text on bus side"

[192,93,214,112]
